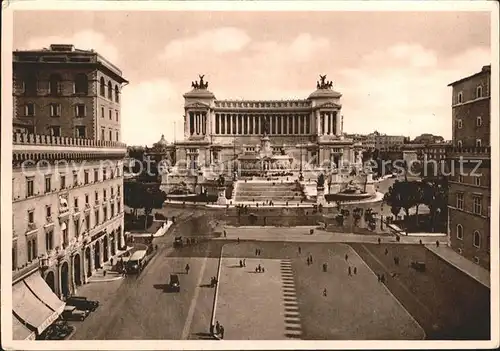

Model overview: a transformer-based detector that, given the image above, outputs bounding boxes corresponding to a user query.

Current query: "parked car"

[66,296,99,311]
[173,236,183,248]
[62,305,89,321]
[167,274,180,292]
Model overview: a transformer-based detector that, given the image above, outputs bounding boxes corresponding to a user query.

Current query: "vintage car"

[173,236,183,248]
[66,296,99,312]
[167,274,181,292]
[62,305,90,321]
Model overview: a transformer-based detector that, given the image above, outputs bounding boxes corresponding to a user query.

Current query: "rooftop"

[448,65,491,86]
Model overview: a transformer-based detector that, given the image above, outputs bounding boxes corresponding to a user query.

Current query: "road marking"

[181,256,208,340]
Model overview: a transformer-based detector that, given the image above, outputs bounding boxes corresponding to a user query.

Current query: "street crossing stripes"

[280,259,302,339]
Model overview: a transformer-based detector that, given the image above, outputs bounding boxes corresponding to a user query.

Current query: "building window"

[24,75,37,95]
[62,225,68,248]
[25,103,35,116]
[100,77,105,96]
[458,174,463,183]
[26,178,34,197]
[115,85,120,103]
[94,169,99,182]
[28,209,34,224]
[473,230,481,248]
[75,126,86,138]
[50,103,61,117]
[474,176,481,186]
[116,131,119,141]
[118,202,121,214]
[75,104,86,117]
[46,205,51,218]
[117,185,121,196]
[457,92,463,104]
[111,187,114,196]
[45,176,51,193]
[111,203,115,217]
[473,196,482,214]
[73,172,78,186]
[476,86,483,98]
[457,119,462,129]
[456,193,464,210]
[49,126,61,136]
[74,197,79,210]
[109,130,112,141]
[107,81,113,99]
[116,110,119,121]
[456,224,463,240]
[101,106,105,118]
[476,139,482,147]
[45,231,54,251]
[103,206,108,220]
[74,220,80,237]
[85,194,89,204]
[457,140,462,148]
[95,191,99,202]
[103,189,107,201]
[84,171,89,185]
[85,214,90,231]
[109,109,112,120]
[101,128,105,141]
[74,73,89,95]
[60,174,66,189]
[49,74,62,96]
[95,210,100,225]
[27,237,37,262]
[103,169,107,181]
[476,116,482,127]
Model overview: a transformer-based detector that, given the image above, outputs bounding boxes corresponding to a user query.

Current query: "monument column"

[336,111,341,135]
[329,113,333,135]
[185,111,190,137]
[316,110,320,135]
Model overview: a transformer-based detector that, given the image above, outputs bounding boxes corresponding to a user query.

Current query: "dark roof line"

[447,65,491,86]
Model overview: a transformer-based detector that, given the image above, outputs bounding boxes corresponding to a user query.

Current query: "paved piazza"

[217,242,424,340]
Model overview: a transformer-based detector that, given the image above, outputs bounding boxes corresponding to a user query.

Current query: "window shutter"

[84,105,87,117]
[24,105,28,116]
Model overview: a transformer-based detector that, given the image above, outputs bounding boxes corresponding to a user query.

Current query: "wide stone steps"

[234,181,305,203]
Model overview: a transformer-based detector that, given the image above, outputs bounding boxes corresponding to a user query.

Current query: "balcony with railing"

[13,132,127,148]
[447,146,491,158]
[13,258,41,283]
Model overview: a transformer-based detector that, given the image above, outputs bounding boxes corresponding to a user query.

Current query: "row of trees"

[124,180,167,230]
[383,176,448,232]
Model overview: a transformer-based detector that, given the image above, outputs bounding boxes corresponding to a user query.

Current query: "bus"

[126,250,148,274]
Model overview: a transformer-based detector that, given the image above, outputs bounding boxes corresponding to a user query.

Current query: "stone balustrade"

[13,132,127,149]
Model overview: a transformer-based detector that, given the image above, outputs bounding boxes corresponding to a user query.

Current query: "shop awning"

[24,273,65,315]
[12,280,60,335]
[12,314,36,340]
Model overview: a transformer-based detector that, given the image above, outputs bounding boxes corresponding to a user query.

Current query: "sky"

[12,10,491,146]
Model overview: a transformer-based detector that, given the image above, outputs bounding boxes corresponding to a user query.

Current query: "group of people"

[239,259,247,267]
[345,254,357,276]
[255,264,265,273]
[210,276,218,288]
[211,321,225,339]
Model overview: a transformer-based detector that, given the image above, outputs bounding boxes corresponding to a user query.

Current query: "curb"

[209,244,225,338]
[87,275,124,283]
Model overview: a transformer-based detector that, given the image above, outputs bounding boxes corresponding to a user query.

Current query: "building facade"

[11,44,128,340]
[13,44,127,141]
[447,65,491,270]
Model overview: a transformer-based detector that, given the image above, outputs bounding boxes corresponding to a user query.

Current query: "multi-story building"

[447,65,491,270]
[11,44,128,340]
[13,44,127,141]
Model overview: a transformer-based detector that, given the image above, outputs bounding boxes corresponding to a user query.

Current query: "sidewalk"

[216,227,448,245]
[425,245,490,288]
[87,246,134,283]
[129,220,173,238]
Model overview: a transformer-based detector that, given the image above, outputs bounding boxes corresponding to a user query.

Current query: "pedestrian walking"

[377,273,381,282]
[323,288,327,297]
[224,230,227,238]
[220,325,225,339]
[239,260,243,268]
[215,321,221,335]
[381,274,385,283]
[419,239,423,245]
[262,267,265,273]
[436,240,440,247]
[345,254,349,261]
[237,237,240,243]
[298,246,302,254]
[185,263,190,274]
[348,266,352,276]
[243,259,246,267]
[378,237,381,245]
[384,248,389,255]
[310,255,313,264]
[255,248,258,256]
[306,257,310,265]
[353,267,357,275]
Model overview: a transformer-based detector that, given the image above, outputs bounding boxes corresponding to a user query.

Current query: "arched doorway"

[110,231,116,256]
[45,271,56,293]
[60,262,70,298]
[103,236,109,262]
[85,247,92,277]
[73,254,82,286]
[94,241,101,270]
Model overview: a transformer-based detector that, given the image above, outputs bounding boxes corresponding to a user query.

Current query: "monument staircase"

[233,180,305,203]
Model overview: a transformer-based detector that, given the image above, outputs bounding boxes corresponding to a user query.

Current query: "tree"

[421,176,449,232]
[383,180,418,220]
[124,180,167,229]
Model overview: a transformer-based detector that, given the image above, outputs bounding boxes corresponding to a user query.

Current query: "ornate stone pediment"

[185,101,210,109]
[317,102,342,109]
